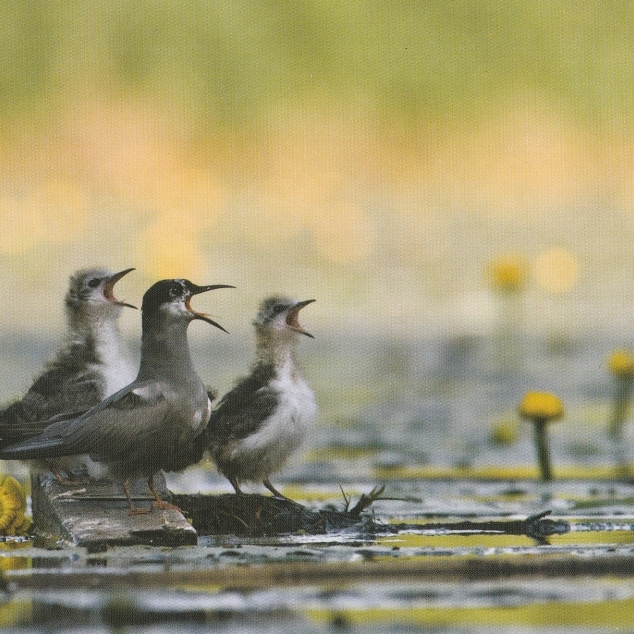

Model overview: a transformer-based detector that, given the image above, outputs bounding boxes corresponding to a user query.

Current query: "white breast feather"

[96,359,135,397]
[90,322,135,397]
[235,363,316,478]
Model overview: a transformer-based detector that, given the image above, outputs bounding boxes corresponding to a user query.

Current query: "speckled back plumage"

[0,268,135,450]
[207,363,278,443]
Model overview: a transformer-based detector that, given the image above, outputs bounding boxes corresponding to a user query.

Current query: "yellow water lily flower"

[518,391,563,421]
[608,350,634,378]
[518,391,563,481]
[608,350,634,443]
[489,255,527,293]
[0,476,30,536]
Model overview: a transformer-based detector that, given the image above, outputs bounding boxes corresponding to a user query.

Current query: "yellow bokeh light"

[0,180,88,254]
[137,211,210,281]
[310,203,378,264]
[133,165,225,281]
[533,248,579,293]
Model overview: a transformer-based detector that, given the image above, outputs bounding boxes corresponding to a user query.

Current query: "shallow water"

[1,332,634,630]
[0,477,632,632]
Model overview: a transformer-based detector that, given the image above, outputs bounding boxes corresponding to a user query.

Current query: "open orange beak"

[185,283,235,332]
[286,299,316,338]
[103,268,137,309]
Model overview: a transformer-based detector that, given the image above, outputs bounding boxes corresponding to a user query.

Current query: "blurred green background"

[1,1,634,371]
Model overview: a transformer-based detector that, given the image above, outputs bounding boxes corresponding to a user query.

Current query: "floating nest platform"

[173,491,569,543]
[30,475,569,547]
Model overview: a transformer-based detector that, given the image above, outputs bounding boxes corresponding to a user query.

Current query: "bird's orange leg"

[148,475,182,512]
[124,480,151,515]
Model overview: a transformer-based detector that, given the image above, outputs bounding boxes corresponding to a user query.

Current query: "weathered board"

[31,473,197,549]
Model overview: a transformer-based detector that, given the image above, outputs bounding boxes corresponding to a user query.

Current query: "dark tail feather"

[0,439,72,460]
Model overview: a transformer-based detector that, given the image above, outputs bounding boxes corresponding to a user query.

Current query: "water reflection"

[0,537,32,572]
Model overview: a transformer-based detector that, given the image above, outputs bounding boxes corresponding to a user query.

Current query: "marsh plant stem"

[609,376,633,440]
[533,419,553,481]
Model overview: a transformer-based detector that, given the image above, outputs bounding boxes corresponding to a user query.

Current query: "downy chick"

[208,296,316,497]
[0,267,136,482]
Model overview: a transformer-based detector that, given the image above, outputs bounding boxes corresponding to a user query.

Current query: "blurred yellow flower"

[608,350,634,378]
[489,255,527,293]
[518,391,564,421]
[0,476,31,537]
[491,418,518,445]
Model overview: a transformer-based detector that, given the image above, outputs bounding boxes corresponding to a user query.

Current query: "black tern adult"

[207,295,316,497]
[0,279,233,514]
[0,267,137,482]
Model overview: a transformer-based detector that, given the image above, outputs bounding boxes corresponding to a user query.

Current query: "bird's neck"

[255,333,298,377]
[137,315,197,382]
[66,307,125,364]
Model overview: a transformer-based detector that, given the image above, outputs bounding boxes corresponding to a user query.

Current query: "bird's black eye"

[87,278,101,288]
[272,304,287,315]
[169,283,182,298]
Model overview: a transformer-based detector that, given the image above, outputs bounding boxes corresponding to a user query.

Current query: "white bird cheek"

[271,314,287,332]
[164,301,187,319]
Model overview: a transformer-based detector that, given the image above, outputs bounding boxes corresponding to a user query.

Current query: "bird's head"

[66,267,137,311]
[255,296,316,339]
[141,279,233,332]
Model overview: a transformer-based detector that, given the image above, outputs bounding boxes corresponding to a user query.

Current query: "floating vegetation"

[171,486,388,537]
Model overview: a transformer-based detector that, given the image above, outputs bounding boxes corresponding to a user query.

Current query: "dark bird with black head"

[0,279,233,514]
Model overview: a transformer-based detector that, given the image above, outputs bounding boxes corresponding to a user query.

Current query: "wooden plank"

[31,473,197,549]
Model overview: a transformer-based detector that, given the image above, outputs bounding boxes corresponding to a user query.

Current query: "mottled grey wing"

[0,368,102,446]
[0,380,169,460]
[67,393,173,459]
[208,375,279,443]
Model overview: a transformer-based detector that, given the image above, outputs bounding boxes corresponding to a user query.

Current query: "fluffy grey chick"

[0,267,137,482]
[207,295,316,497]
